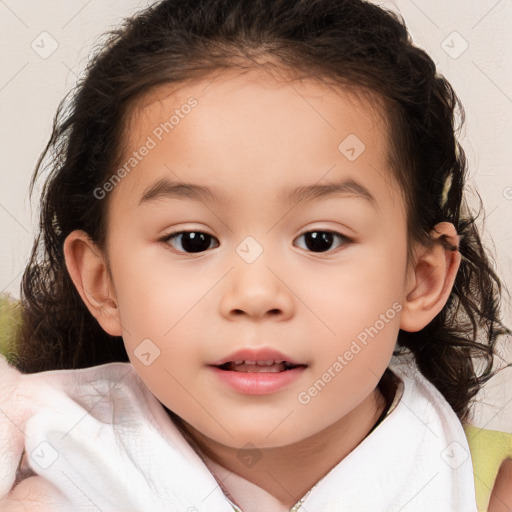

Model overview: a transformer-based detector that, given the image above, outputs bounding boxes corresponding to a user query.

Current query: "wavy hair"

[16,0,511,423]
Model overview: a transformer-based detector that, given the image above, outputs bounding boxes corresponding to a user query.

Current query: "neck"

[178,383,389,508]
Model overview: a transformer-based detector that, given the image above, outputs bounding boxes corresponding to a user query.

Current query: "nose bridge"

[219,235,294,320]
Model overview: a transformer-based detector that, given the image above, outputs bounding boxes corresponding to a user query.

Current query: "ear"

[63,230,122,336]
[400,222,461,332]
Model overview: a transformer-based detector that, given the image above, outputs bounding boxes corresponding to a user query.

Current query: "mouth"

[215,360,306,373]
[208,348,307,394]
[209,348,307,373]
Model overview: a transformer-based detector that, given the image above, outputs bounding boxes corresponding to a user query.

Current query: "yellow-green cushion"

[0,294,21,363]
[464,424,512,512]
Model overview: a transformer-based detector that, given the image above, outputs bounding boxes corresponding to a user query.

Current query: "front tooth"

[256,360,275,366]
[262,365,281,372]
[244,360,257,365]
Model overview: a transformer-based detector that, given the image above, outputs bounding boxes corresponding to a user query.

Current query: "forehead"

[112,67,402,215]
[128,67,388,145]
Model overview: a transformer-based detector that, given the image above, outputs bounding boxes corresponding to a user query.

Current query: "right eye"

[161,230,219,254]
[294,230,352,254]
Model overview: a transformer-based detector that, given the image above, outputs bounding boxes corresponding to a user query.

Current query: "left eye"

[294,230,352,253]
[162,231,219,253]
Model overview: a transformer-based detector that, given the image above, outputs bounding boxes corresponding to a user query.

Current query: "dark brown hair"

[16,0,511,423]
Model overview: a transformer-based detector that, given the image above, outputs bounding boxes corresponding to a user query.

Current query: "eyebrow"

[139,177,378,210]
[282,178,378,210]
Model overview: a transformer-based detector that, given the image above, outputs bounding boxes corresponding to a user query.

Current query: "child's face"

[104,69,411,449]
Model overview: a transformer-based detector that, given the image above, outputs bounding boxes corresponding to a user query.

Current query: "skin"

[64,67,461,508]
[488,458,512,512]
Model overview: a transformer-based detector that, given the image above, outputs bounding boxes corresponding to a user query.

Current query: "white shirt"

[0,352,478,511]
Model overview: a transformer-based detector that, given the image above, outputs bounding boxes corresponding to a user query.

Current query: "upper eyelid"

[162,227,351,238]
[161,229,353,250]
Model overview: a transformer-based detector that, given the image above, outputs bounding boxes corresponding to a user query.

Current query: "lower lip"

[209,366,306,395]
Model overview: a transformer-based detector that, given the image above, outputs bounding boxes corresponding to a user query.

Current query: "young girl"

[1,0,511,510]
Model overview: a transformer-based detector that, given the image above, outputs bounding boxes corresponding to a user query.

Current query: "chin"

[163,404,322,450]
[202,423,316,451]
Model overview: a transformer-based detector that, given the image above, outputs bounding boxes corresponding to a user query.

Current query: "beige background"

[0,0,511,430]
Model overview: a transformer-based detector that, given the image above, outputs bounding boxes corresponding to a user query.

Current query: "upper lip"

[209,348,304,366]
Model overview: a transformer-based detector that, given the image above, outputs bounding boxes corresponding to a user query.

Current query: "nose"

[218,253,295,322]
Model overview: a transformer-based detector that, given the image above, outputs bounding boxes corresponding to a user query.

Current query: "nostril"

[229,308,282,317]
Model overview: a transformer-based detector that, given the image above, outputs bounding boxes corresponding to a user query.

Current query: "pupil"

[182,232,210,253]
[306,231,333,252]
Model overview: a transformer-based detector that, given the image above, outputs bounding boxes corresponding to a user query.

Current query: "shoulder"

[463,424,512,512]
[488,458,512,512]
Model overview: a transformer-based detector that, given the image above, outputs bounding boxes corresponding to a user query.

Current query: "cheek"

[311,245,405,324]
[110,249,216,392]
[339,222,408,306]
[111,246,210,337]
[302,237,406,367]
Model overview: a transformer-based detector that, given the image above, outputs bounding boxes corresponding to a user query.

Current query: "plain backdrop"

[0,0,511,430]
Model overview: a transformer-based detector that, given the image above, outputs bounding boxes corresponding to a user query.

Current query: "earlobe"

[63,230,122,336]
[399,222,461,332]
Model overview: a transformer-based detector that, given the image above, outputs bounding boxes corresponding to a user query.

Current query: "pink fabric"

[0,354,233,512]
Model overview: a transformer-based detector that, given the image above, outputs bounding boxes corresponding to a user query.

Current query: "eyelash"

[160,229,353,255]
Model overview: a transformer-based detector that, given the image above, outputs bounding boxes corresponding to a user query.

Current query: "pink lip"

[209,366,306,395]
[208,347,307,395]
[209,347,303,366]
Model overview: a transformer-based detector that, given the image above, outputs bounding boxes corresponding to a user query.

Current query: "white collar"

[199,356,477,511]
[6,354,477,511]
